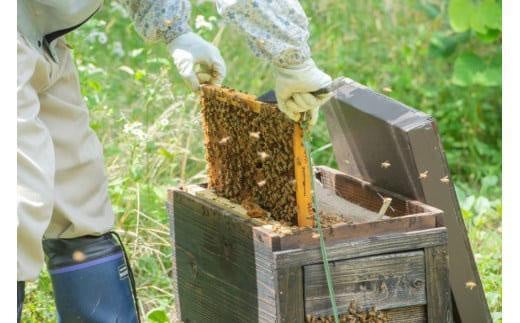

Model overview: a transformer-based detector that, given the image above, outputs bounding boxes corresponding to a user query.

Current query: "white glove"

[274,59,332,126]
[168,32,227,91]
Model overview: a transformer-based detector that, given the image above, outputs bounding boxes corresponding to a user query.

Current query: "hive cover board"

[200,85,310,225]
[322,78,491,323]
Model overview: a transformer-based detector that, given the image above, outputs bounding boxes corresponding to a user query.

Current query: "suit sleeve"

[215,0,311,67]
[119,0,192,43]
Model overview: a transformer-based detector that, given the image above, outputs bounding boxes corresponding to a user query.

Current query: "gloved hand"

[168,32,227,91]
[274,59,332,126]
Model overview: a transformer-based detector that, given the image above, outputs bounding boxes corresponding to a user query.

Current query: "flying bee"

[381,160,391,169]
[419,170,429,179]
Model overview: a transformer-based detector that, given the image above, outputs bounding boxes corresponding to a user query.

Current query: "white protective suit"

[17,0,329,280]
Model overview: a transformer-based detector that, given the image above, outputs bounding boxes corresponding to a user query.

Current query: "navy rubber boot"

[43,233,140,323]
[17,281,25,323]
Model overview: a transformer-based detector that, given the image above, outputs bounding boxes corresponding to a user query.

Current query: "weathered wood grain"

[304,251,426,316]
[172,190,277,323]
[409,124,488,322]
[275,266,304,322]
[425,246,453,323]
[315,177,386,222]
[316,166,413,217]
[277,212,438,251]
[386,305,427,323]
[167,190,183,320]
[317,166,442,216]
[274,227,447,269]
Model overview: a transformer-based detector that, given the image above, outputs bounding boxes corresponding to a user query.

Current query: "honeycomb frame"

[200,85,313,226]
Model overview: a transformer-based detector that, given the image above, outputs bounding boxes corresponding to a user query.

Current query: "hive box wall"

[167,168,452,322]
[168,190,278,322]
[273,228,450,323]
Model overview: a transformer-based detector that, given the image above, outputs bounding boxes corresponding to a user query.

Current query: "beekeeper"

[17,0,331,321]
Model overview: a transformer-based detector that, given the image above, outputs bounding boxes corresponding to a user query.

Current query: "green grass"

[21,1,501,322]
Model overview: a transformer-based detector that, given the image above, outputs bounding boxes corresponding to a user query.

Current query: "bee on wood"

[380,160,391,169]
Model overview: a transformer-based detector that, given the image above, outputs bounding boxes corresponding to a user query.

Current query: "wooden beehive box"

[167,166,451,322]
[166,82,456,322]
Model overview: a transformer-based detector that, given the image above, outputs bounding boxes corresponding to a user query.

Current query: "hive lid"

[322,78,491,323]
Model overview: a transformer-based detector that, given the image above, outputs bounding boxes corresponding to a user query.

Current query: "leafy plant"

[448,0,501,86]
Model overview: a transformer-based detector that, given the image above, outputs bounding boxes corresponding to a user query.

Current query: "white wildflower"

[77,63,104,75]
[86,31,108,44]
[195,15,213,31]
[112,41,124,57]
[123,122,149,142]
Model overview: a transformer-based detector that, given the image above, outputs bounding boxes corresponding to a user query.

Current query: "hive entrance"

[200,86,302,225]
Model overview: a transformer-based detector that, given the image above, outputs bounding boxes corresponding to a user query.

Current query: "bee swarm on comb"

[200,85,298,224]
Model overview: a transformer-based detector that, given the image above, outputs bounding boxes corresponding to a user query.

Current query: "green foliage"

[449,0,501,35]
[456,176,502,321]
[146,308,169,323]
[445,0,502,87]
[22,0,501,322]
[429,31,469,57]
[452,52,501,86]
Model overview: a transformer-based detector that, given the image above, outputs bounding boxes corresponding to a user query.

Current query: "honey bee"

[257,151,270,160]
[249,131,261,139]
[465,281,477,290]
[381,160,391,169]
[419,170,429,179]
[218,136,230,145]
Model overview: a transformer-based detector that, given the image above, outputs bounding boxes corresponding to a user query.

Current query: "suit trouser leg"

[39,37,114,242]
[37,37,139,322]
[17,34,114,281]
[17,33,57,282]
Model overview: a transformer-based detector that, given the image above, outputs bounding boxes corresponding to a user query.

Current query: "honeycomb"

[200,85,299,224]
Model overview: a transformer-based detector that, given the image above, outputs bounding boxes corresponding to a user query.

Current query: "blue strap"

[49,252,123,274]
